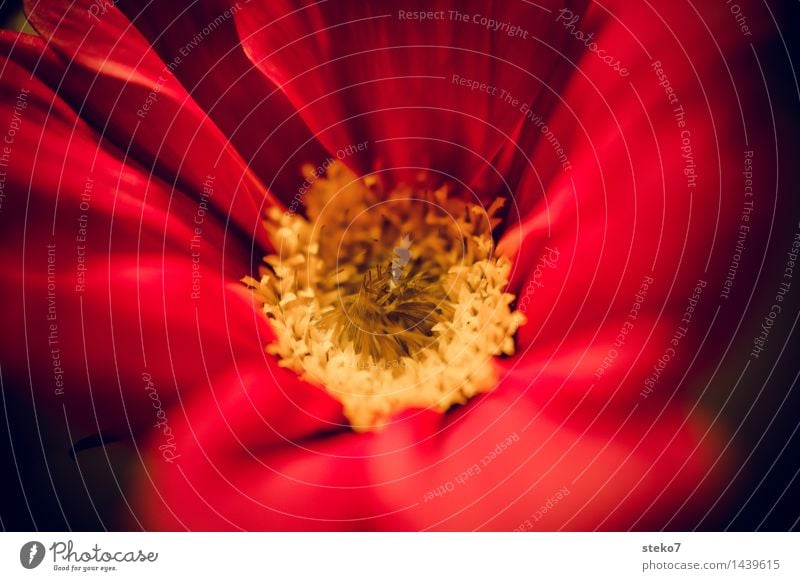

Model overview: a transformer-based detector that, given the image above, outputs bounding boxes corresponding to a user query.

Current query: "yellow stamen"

[244,162,525,430]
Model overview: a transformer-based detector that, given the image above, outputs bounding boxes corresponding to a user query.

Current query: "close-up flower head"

[0,0,798,534]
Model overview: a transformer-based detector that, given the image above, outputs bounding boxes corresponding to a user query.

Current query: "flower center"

[244,162,525,430]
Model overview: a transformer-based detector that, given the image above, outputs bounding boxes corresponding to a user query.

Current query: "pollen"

[244,161,525,430]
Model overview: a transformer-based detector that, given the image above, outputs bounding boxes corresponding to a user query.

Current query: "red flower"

[0,0,784,530]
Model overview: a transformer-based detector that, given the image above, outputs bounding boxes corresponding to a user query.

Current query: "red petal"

[113,0,330,202]
[499,0,780,400]
[235,0,588,195]
[0,35,240,260]
[1,35,268,439]
[0,249,269,440]
[23,0,273,249]
[0,30,343,498]
[132,366,378,531]
[365,388,725,530]
[497,315,676,417]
